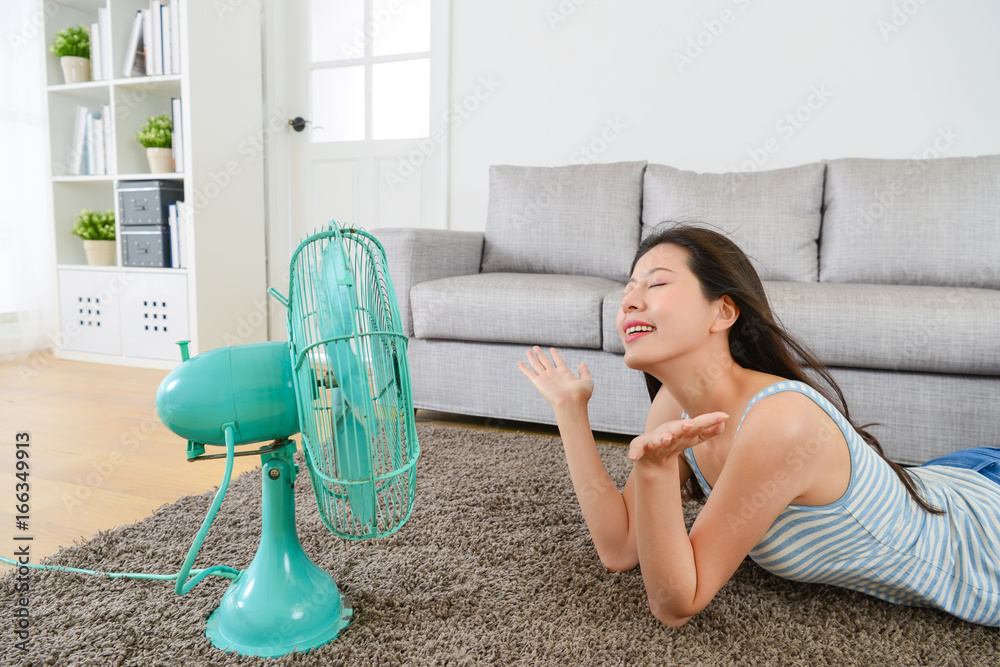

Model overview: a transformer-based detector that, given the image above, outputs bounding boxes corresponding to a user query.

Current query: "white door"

[264,1,450,340]
[278,0,449,245]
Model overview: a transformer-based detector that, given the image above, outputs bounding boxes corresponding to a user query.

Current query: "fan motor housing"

[156,341,299,446]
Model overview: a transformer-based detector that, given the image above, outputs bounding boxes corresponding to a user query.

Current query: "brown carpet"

[2,423,997,666]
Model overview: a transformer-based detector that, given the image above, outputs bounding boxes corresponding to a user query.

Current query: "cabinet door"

[121,272,190,360]
[58,269,124,355]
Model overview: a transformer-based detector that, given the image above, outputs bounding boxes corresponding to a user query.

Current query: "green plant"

[135,114,173,149]
[51,25,90,59]
[71,209,115,241]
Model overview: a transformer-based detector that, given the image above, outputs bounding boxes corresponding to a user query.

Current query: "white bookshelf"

[43,0,267,368]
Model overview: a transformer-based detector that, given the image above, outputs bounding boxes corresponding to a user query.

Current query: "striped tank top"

[681,380,1000,627]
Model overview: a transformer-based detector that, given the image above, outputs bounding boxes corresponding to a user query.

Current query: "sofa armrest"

[372,228,485,336]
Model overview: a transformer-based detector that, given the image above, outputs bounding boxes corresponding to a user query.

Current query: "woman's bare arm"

[518,346,690,571]
[628,393,822,626]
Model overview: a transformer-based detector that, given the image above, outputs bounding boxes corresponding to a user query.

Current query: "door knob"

[289,117,313,132]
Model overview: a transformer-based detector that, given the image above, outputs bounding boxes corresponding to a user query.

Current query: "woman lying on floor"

[518,224,1000,628]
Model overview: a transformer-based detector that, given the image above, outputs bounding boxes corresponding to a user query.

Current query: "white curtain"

[0,0,58,357]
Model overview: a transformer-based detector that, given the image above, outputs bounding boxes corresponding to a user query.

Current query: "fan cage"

[286,223,419,540]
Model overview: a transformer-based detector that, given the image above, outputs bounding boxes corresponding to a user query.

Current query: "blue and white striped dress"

[682,380,1000,626]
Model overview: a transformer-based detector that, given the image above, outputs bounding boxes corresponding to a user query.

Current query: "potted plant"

[135,114,174,173]
[71,209,116,266]
[51,24,91,84]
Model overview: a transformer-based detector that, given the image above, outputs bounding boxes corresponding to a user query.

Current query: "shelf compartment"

[48,87,113,178]
[51,180,117,266]
[113,81,182,176]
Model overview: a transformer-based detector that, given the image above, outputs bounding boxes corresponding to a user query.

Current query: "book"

[122,11,146,77]
[168,203,180,268]
[171,97,183,173]
[90,21,101,80]
[142,9,152,75]
[84,111,95,175]
[93,110,105,175]
[171,0,181,74]
[174,201,192,269]
[69,105,87,175]
[102,104,115,174]
[98,7,112,80]
[161,3,172,76]
[151,2,162,75]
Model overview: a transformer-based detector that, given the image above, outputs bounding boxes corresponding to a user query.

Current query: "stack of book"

[122,0,183,78]
[168,201,192,269]
[68,105,113,176]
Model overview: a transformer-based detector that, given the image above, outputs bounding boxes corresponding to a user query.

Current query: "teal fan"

[154,223,419,657]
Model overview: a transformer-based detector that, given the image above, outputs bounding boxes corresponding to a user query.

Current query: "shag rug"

[2,424,997,666]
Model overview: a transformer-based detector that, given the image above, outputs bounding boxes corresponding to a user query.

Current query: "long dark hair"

[633,223,942,514]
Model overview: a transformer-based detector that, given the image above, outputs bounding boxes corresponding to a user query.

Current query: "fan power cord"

[0,424,242,589]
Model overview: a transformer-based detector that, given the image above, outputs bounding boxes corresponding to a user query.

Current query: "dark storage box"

[118,180,184,227]
[122,225,172,267]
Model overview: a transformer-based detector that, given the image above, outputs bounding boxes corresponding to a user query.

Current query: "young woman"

[518,224,1000,628]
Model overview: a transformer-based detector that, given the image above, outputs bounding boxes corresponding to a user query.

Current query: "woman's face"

[616,243,719,371]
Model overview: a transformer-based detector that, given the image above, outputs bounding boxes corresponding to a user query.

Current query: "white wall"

[447,0,1000,232]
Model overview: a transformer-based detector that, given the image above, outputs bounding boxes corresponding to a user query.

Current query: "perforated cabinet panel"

[121,272,189,360]
[57,269,124,355]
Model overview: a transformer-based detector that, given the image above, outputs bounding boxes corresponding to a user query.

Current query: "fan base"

[205,592,352,658]
[203,452,354,657]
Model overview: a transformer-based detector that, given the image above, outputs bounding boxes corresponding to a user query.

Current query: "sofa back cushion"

[820,155,1000,288]
[641,162,825,282]
[481,161,647,283]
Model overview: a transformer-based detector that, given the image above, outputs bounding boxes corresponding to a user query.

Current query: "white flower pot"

[60,56,91,84]
[83,239,116,266]
[146,147,174,173]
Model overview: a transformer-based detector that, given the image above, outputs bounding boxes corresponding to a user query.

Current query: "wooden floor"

[0,353,628,569]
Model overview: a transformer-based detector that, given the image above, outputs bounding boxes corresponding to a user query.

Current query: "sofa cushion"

[603,285,627,354]
[820,155,1000,288]
[410,273,623,349]
[481,162,647,283]
[641,162,825,282]
[765,281,1000,375]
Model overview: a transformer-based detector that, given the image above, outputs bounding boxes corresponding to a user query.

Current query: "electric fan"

[154,223,419,657]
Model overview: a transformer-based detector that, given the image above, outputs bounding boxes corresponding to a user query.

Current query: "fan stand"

[205,443,352,657]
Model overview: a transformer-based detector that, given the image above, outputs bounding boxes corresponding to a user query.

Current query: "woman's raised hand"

[628,412,729,464]
[517,346,594,409]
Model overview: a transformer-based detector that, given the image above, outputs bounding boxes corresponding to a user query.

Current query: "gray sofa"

[374,155,1000,465]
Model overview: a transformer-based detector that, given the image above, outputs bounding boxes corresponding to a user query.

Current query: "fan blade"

[316,240,376,530]
[331,406,375,531]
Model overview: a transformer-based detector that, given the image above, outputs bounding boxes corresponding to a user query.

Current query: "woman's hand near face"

[518,346,594,409]
[628,412,729,465]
